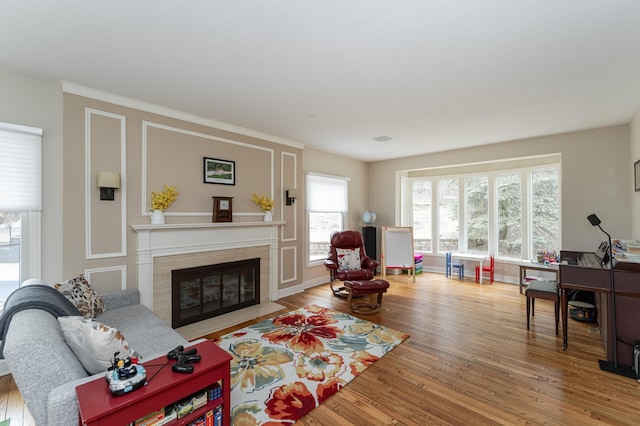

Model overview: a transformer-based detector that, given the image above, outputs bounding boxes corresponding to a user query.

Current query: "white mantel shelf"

[130,221,285,232]
[130,221,285,310]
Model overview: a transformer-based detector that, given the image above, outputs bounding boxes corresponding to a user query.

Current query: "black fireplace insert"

[171,258,260,328]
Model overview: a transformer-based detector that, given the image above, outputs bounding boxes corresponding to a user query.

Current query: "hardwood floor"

[1,272,639,425]
[0,374,34,425]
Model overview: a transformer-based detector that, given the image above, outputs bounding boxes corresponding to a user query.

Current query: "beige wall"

[2,67,638,291]
[301,147,369,283]
[369,125,631,279]
[62,93,303,294]
[0,68,63,282]
[631,108,640,239]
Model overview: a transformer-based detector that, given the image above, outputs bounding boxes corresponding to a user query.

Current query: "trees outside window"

[403,164,559,261]
[497,173,522,258]
[531,169,560,256]
[412,180,432,252]
[438,178,459,252]
[466,176,488,254]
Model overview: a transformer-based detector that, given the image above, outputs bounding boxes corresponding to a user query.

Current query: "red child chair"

[475,256,495,284]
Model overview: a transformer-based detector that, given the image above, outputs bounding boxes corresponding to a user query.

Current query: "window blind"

[0,122,43,211]
[306,173,348,212]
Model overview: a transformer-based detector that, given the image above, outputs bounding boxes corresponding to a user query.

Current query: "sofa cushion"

[54,274,106,319]
[97,303,188,360]
[58,316,137,375]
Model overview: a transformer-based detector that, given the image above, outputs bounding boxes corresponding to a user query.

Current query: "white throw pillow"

[58,316,137,375]
[336,248,362,271]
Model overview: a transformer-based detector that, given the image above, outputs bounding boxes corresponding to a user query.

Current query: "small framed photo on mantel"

[204,157,235,185]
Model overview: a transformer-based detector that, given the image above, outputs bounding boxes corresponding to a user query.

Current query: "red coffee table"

[77,340,231,425]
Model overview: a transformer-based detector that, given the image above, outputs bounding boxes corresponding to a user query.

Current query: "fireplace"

[131,221,284,331]
[171,258,260,328]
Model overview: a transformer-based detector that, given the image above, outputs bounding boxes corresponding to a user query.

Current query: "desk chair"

[475,256,495,284]
[525,280,559,334]
[445,252,464,280]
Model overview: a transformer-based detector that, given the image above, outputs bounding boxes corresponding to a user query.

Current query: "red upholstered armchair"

[324,230,379,297]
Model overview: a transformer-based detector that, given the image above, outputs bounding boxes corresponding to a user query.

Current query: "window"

[438,178,459,252]
[497,173,522,258]
[402,161,560,261]
[412,180,432,252]
[0,122,42,303]
[306,173,349,263]
[466,176,488,254]
[531,168,560,256]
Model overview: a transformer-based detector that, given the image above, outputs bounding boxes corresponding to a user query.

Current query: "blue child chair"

[445,252,464,280]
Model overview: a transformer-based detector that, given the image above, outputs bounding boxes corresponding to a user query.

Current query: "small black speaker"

[362,226,377,274]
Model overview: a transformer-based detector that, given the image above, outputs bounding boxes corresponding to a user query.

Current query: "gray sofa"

[3,288,189,426]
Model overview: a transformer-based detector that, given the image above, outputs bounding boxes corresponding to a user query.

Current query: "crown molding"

[61,81,305,150]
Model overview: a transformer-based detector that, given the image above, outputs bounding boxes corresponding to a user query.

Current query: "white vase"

[148,209,165,225]
[263,211,273,222]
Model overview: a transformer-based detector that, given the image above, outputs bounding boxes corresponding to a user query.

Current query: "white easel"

[381,226,415,283]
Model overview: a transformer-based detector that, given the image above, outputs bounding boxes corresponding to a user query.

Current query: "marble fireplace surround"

[131,222,285,339]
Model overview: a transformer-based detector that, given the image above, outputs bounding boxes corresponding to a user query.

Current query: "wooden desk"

[518,261,559,294]
[77,340,231,426]
[452,253,486,283]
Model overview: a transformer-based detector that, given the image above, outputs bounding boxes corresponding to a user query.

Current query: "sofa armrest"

[4,310,89,426]
[99,288,140,311]
[48,375,98,426]
[362,258,379,269]
[324,259,337,270]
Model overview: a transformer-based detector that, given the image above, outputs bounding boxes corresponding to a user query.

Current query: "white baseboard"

[407,266,519,286]
[275,277,328,299]
[303,276,330,289]
[276,283,305,298]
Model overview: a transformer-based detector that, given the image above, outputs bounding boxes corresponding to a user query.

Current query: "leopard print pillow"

[54,274,106,318]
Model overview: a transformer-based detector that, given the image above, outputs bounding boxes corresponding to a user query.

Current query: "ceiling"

[2,1,640,162]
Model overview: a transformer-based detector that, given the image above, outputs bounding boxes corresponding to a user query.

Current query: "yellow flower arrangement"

[151,185,179,211]
[251,193,275,212]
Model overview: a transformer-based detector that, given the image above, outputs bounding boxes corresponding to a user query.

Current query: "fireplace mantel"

[131,221,284,310]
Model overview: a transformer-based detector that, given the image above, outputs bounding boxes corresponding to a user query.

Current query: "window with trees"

[411,180,432,252]
[497,173,522,258]
[466,176,488,254]
[306,173,349,263]
[531,168,560,256]
[403,161,560,261]
[438,178,459,252]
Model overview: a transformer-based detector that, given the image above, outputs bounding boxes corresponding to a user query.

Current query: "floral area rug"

[213,304,409,425]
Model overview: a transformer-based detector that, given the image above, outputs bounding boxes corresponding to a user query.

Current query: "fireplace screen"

[171,258,260,328]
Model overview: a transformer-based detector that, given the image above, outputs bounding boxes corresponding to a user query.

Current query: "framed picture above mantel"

[204,157,235,185]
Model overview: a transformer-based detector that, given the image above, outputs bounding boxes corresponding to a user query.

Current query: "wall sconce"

[97,171,121,201]
[285,189,297,206]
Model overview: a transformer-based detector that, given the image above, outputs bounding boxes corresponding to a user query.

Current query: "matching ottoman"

[344,279,390,314]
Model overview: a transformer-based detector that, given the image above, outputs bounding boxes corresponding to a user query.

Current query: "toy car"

[105,352,147,396]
